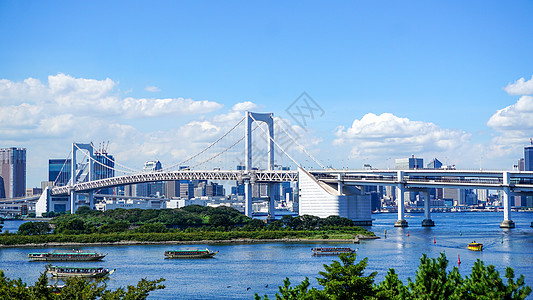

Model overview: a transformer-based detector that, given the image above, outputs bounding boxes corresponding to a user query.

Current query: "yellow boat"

[467,242,483,251]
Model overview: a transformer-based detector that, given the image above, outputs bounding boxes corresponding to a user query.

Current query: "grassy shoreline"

[0,236,379,248]
[0,231,377,248]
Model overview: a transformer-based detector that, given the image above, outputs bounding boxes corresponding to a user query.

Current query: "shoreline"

[0,236,379,248]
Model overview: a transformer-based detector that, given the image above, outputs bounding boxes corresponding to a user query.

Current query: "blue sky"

[1,1,533,187]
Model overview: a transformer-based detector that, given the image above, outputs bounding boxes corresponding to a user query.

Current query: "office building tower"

[395,155,423,170]
[426,158,442,169]
[165,181,180,198]
[94,153,115,195]
[137,160,163,197]
[0,147,26,198]
[517,158,525,171]
[525,144,533,171]
[49,159,72,186]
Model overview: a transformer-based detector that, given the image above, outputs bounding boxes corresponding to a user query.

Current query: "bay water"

[1,211,532,299]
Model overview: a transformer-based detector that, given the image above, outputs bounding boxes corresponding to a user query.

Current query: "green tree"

[407,253,462,300]
[317,252,376,300]
[18,222,51,235]
[374,268,408,300]
[459,259,532,299]
[135,223,168,233]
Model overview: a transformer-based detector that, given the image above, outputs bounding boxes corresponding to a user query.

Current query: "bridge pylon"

[245,112,275,219]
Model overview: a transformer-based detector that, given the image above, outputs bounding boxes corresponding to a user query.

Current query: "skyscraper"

[0,147,26,198]
[49,159,71,186]
[525,144,533,171]
[395,156,423,170]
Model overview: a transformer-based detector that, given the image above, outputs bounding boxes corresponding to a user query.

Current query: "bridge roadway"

[51,168,533,196]
[43,168,533,228]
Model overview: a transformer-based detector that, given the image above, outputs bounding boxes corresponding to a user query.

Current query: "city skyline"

[1,1,533,188]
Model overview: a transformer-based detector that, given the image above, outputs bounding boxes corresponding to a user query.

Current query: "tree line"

[255,252,532,300]
[16,205,372,236]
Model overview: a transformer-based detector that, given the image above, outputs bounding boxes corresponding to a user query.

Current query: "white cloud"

[232,101,257,112]
[145,85,160,92]
[504,75,533,95]
[333,113,471,159]
[487,96,533,131]
[485,95,533,159]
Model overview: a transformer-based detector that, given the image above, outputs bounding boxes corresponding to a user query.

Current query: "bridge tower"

[70,143,95,214]
[245,112,276,219]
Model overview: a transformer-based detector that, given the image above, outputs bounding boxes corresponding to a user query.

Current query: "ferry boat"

[164,248,218,258]
[28,249,106,261]
[311,247,356,255]
[46,265,115,278]
[467,242,483,251]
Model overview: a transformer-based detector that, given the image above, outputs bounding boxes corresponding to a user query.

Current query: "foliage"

[17,221,51,235]
[257,252,531,300]
[0,270,165,300]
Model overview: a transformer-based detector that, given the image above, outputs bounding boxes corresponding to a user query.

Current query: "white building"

[298,169,372,225]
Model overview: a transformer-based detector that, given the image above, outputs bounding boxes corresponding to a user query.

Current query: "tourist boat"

[28,249,106,261]
[46,265,115,278]
[164,248,218,258]
[467,242,483,251]
[311,247,356,255]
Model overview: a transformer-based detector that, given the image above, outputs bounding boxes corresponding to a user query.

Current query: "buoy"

[384,229,387,238]
[433,237,436,244]
[458,254,461,265]
[407,231,410,237]
[460,232,462,236]
[501,237,504,244]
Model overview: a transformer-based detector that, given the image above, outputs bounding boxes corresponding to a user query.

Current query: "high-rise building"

[48,159,72,186]
[137,160,163,197]
[525,144,533,171]
[426,158,442,169]
[94,153,115,195]
[0,147,26,198]
[395,156,423,170]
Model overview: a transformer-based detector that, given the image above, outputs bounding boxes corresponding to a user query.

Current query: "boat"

[311,247,356,255]
[46,265,115,278]
[467,242,483,251]
[28,249,106,261]
[164,248,218,258]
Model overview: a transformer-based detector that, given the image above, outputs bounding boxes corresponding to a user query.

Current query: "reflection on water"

[0,211,532,299]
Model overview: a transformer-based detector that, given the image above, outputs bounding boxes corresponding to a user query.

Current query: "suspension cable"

[89,143,141,173]
[189,123,261,169]
[160,116,246,171]
[52,150,72,186]
[276,118,326,169]
[73,144,139,175]
[249,114,303,169]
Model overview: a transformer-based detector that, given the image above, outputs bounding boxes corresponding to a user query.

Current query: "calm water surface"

[1,211,532,299]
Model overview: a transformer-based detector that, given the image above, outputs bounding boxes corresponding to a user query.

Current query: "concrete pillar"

[337,174,343,196]
[267,183,275,221]
[245,182,252,217]
[89,191,94,209]
[421,190,435,227]
[395,171,408,227]
[500,172,515,228]
[70,190,76,214]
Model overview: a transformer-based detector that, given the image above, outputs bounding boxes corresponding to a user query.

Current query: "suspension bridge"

[28,111,533,228]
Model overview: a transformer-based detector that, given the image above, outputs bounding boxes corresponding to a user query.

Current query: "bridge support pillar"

[394,173,408,227]
[245,182,252,217]
[70,190,76,214]
[267,183,276,221]
[422,190,435,227]
[500,172,515,228]
[89,191,94,209]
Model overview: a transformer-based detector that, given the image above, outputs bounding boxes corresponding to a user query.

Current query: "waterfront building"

[298,169,372,225]
[518,158,525,171]
[180,182,195,199]
[137,160,163,197]
[165,181,180,198]
[0,147,26,198]
[25,187,42,197]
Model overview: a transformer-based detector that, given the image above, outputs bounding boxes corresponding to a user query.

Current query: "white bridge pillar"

[500,171,515,228]
[245,112,275,219]
[421,189,435,227]
[395,171,408,227]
